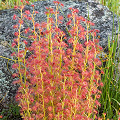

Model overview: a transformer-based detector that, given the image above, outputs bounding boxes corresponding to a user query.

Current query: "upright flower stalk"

[11,1,103,119]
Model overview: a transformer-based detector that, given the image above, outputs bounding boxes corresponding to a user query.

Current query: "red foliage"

[11,1,103,120]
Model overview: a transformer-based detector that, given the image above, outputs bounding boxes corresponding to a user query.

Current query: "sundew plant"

[0,0,120,120]
[9,0,104,119]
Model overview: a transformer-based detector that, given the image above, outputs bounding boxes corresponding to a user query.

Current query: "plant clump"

[10,0,104,119]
